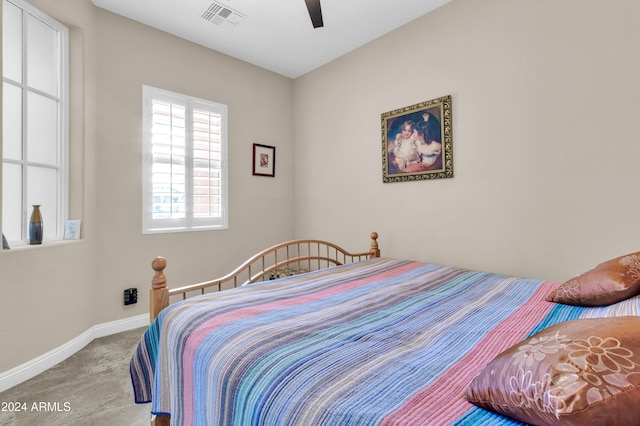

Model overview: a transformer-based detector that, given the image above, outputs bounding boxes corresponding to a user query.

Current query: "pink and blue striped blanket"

[130,257,638,425]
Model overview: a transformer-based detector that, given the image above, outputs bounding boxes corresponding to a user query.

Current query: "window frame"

[141,85,229,235]
[2,0,69,246]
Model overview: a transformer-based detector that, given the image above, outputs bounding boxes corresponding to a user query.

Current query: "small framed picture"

[252,143,276,177]
[64,220,82,240]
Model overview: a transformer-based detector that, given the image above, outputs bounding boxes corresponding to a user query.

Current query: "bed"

[130,232,640,425]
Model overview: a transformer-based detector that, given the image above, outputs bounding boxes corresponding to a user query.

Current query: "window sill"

[2,239,83,252]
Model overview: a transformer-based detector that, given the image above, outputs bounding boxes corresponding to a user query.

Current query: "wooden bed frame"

[147,232,379,426]
[149,232,380,322]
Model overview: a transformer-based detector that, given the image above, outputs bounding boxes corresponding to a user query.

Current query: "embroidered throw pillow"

[465,317,640,426]
[465,317,640,425]
[546,251,640,306]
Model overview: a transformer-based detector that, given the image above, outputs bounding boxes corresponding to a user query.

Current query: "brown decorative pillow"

[547,251,640,306]
[465,317,640,425]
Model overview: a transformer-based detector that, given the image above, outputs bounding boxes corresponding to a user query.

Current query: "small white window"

[142,86,228,234]
[2,0,69,245]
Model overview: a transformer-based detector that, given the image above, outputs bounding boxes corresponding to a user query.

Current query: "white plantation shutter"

[142,86,228,233]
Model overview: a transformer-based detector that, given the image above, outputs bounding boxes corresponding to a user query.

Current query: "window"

[142,86,228,234]
[2,0,68,245]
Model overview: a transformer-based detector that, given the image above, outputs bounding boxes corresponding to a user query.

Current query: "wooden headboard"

[149,232,380,321]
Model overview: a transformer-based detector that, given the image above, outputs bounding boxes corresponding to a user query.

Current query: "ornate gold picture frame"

[381,95,452,183]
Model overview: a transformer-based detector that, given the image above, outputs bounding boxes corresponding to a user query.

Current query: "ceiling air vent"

[201,1,245,26]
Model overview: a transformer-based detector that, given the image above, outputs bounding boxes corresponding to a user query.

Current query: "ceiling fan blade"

[304,0,324,28]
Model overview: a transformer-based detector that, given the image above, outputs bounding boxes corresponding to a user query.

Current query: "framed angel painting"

[381,95,453,183]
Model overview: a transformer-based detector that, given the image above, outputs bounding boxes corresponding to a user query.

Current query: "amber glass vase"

[29,205,43,245]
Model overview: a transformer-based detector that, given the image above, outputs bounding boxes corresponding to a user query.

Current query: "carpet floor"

[0,328,151,426]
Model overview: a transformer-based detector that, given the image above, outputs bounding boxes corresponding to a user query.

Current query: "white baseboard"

[0,313,149,393]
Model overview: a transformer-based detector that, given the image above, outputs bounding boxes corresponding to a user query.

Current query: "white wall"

[293,0,640,282]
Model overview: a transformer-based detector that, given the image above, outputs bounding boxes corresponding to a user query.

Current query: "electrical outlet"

[124,288,138,305]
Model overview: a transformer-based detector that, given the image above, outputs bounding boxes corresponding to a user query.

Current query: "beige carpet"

[0,328,152,426]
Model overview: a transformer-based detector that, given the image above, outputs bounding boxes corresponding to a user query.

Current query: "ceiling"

[91,0,452,79]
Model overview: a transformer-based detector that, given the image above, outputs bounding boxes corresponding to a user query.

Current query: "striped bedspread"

[130,257,640,425]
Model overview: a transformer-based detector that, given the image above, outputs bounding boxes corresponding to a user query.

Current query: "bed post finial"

[150,257,169,322]
[370,232,380,257]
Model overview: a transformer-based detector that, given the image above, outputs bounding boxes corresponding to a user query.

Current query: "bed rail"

[149,232,380,322]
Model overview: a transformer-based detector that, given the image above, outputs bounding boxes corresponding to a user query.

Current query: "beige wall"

[92,8,295,324]
[293,0,640,281]
[0,0,295,373]
[0,0,99,373]
[2,0,640,376]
